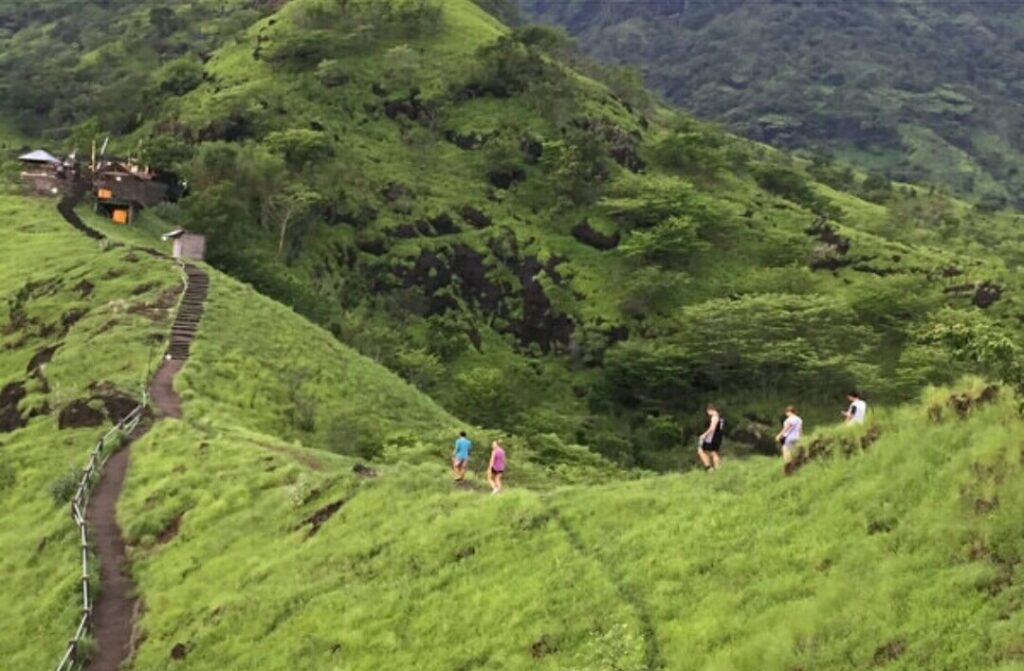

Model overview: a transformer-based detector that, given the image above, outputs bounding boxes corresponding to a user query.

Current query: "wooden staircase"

[167,264,209,361]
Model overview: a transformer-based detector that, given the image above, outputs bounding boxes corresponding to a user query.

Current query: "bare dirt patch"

[0,381,28,432]
[156,515,183,545]
[301,499,346,537]
[61,308,88,333]
[26,344,59,374]
[73,279,95,298]
[353,463,378,478]
[58,399,105,429]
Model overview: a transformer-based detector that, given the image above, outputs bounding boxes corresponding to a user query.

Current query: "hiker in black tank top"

[697,404,724,472]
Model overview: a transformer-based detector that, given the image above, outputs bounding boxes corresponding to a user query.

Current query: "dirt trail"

[84,264,208,671]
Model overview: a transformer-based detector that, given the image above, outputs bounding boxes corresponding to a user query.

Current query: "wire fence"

[54,392,148,671]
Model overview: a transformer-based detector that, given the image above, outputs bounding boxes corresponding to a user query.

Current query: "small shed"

[18,149,64,196]
[162,229,206,261]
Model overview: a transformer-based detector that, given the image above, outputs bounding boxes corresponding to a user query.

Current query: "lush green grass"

[1,198,1021,670]
[119,372,1023,669]
[0,194,180,668]
[0,195,615,667]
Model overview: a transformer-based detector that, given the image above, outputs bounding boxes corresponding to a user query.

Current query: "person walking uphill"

[697,404,724,472]
[843,391,867,425]
[452,431,472,483]
[776,406,803,465]
[487,439,506,495]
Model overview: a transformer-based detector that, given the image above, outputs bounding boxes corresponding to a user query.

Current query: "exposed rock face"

[571,220,620,250]
[0,382,27,432]
[390,238,575,352]
[973,282,1002,308]
[458,205,493,229]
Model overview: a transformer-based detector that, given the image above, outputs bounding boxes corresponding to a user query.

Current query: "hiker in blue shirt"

[452,431,472,482]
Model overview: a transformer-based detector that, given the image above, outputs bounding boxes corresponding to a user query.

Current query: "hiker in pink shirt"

[487,439,506,495]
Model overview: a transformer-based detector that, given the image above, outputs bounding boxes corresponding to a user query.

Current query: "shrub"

[154,56,204,96]
[49,469,79,505]
[755,166,816,206]
[315,59,351,87]
[327,411,385,461]
[651,130,727,174]
[394,347,443,390]
[265,129,334,168]
[619,216,708,268]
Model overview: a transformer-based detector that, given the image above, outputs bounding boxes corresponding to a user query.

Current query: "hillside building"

[18,149,68,196]
[93,159,169,225]
[162,229,206,261]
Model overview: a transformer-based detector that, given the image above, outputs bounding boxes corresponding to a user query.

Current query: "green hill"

[0,194,614,668]
[2,196,1021,670]
[1,3,1023,666]
[517,0,1024,207]
[4,0,1021,469]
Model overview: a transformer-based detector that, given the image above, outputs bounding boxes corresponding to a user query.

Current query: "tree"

[154,56,204,96]
[921,308,1024,390]
[394,347,444,390]
[265,129,334,169]
[619,216,708,268]
[263,186,322,262]
[674,293,879,395]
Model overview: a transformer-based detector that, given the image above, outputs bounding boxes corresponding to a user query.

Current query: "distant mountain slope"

[518,0,1024,206]
[1,0,1022,471]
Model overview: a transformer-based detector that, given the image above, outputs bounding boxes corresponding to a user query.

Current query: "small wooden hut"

[162,229,206,261]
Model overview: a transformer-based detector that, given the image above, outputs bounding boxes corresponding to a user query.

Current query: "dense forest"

[518,0,1024,207]
[1,0,1022,472]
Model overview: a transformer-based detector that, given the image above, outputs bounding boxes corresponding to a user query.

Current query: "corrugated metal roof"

[18,149,62,163]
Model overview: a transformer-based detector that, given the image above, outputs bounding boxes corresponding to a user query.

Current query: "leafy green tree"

[755,166,816,207]
[602,340,694,408]
[394,347,444,390]
[154,56,204,96]
[451,367,524,429]
[265,129,334,169]
[651,130,727,174]
[675,293,878,395]
[263,186,323,262]
[618,267,689,320]
[619,216,708,268]
[921,308,1024,389]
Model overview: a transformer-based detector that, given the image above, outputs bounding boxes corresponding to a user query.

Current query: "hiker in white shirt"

[775,406,802,464]
[843,391,867,425]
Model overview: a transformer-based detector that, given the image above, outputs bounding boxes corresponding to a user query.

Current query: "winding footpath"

[55,195,209,670]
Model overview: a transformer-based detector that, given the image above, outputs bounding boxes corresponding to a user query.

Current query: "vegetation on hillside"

[0,0,1022,659]
[518,0,1024,206]
[1,0,1022,470]
[0,196,617,666]
[0,195,179,668]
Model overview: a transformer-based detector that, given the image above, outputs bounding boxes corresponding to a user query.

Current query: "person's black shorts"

[700,440,721,453]
[490,468,504,476]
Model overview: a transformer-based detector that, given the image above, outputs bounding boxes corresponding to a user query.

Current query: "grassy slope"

[1,201,1021,668]
[120,371,1023,670]
[0,194,179,668]
[0,190,620,666]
